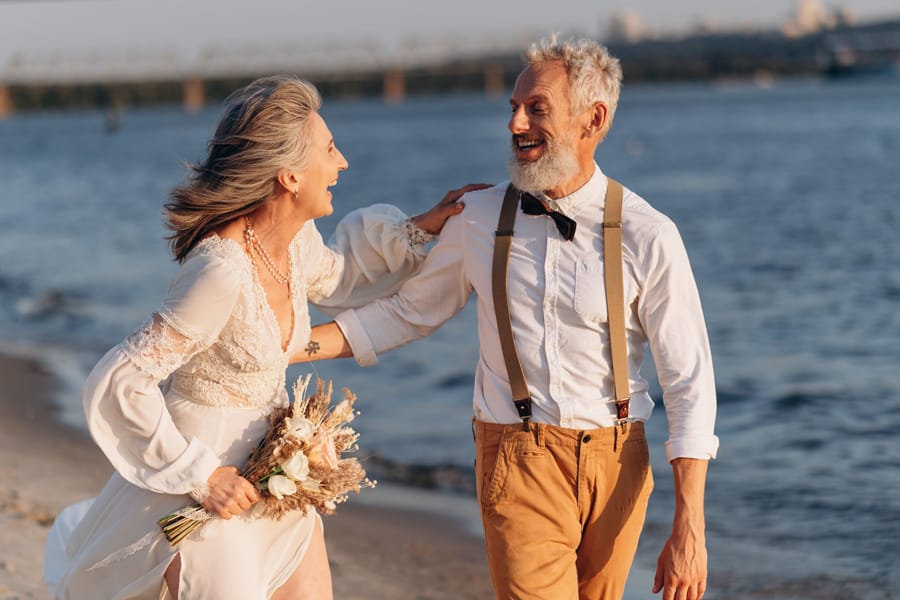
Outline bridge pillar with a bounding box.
[383,69,406,103]
[484,63,505,96]
[0,85,13,119]
[183,79,205,112]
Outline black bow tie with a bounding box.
[520,192,577,241]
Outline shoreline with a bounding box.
[0,352,493,599]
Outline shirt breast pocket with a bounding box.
[573,259,609,324]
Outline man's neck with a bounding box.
[543,164,595,200]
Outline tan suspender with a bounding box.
[491,180,630,430]
[492,185,534,428]
[602,180,630,421]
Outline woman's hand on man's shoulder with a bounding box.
[409,183,493,235]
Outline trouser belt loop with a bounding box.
[533,422,544,447]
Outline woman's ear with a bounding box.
[277,169,303,197]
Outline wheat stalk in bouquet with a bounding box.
[159,374,375,546]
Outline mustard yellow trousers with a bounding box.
[475,420,654,599]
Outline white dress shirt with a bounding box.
[337,166,719,461]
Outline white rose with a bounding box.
[267,475,297,500]
[280,451,310,481]
[289,416,316,443]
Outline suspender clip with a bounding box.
[615,397,630,420]
[513,397,533,431]
[608,397,630,429]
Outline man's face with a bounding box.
[507,61,584,197]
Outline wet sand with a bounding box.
[0,353,493,599]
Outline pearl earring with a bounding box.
[292,189,299,200]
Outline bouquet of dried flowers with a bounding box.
[158,374,374,546]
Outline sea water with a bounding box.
[1,77,898,598]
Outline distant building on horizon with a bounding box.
[604,8,646,44]
[783,0,856,37]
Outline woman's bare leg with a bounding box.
[164,553,181,598]
[163,518,329,599]
[270,517,333,600]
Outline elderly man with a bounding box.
[303,37,718,600]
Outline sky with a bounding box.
[1,0,899,72]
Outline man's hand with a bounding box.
[201,465,260,519]
[653,521,707,600]
[408,183,492,235]
[653,458,709,600]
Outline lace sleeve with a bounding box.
[81,248,241,495]
[120,251,241,381]
[120,314,199,381]
[83,348,223,495]
[304,204,432,314]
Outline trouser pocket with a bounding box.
[476,424,546,510]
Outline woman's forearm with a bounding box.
[291,322,353,363]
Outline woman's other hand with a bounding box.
[201,466,260,519]
[409,183,492,235]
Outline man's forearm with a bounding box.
[671,457,708,532]
[653,457,709,596]
[290,322,352,363]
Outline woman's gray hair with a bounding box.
[525,36,623,136]
[164,75,322,262]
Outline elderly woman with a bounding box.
[45,75,483,599]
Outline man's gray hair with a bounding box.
[525,36,623,134]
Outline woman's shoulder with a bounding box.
[173,235,251,294]
[187,233,247,264]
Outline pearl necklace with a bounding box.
[243,219,290,286]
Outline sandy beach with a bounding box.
[0,353,493,599]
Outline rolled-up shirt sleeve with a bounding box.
[335,210,472,366]
[83,252,239,495]
[637,221,719,462]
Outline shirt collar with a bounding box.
[538,163,605,217]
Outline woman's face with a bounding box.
[295,112,348,219]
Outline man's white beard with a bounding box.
[507,139,580,195]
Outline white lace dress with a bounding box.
[44,205,432,600]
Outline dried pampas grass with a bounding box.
[159,375,374,546]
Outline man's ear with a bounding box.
[584,102,609,138]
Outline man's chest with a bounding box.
[465,219,640,328]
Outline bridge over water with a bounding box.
[3,19,899,118]
[0,39,527,117]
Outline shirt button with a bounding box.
[583,435,592,443]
